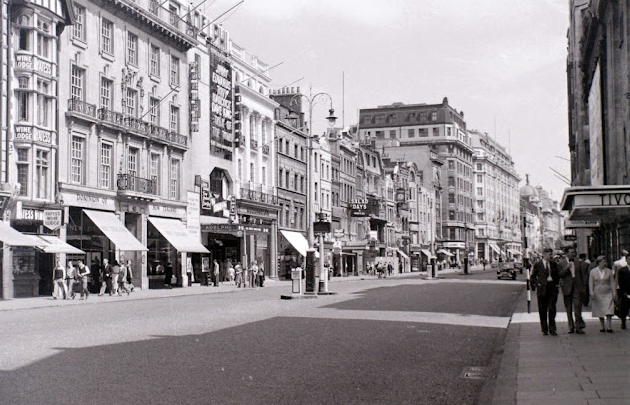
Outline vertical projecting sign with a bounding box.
[209,49,233,160]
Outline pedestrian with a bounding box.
[612,249,628,280]
[91,256,101,294]
[126,260,135,292]
[212,259,220,287]
[77,259,91,300]
[235,261,243,287]
[243,262,250,288]
[617,251,630,329]
[589,256,617,333]
[99,258,113,296]
[201,259,209,286]
[110,260,121,296]
[52,260,67,300]
[387,262,393,277]
[250,261,258,288]
[558,246,586,334]
[228,262,235,285]
[257,262,265,287]
[118,260,131,296]
[531,247,559,336]
[163,262,172,289]
[66,260,78,299]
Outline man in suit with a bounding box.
[558,246,587,334]
[531,247,560,335]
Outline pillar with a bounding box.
[140,212,148,290]
[1,242,13,299]
[270,220,278,279]
[180,252,188,287]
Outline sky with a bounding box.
[215,0,571,201]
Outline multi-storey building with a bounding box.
[358,97,470,263]
[58,0,201,291]
[1,0,75,299]
[470,129,522,262]
[269,87,308,279]
[563,0,630,258]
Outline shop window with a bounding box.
[17,148,29,196]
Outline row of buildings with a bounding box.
[564,0,630,259]
[0,0,562,299]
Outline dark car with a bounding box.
[494,262,517,280]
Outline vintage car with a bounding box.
[493,262,517,280]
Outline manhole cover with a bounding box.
[461,366,494,380]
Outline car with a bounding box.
[494,262,517,280]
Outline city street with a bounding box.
[0,269,524,405]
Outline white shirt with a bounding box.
[569,261,575,278]
[543,260,552,281]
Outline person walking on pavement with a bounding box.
[52,260,67,299]
[531,247,560,336]
[99,258,113,296]
[590,256,617,333]
[118,260,131,296]
[250,260,258,288]
[558,246,587,334]
[612,249,628,281]
[110,260,121,296]
[243,262,250,288]
[257,262,264,287]
[90,256,101,294]
[125,260,135,292]
[163,262,172,289]
[235,262,243,287]
[66,261,78,299]
[228,262,235,285]
[77,260,91,300]
[617,251,630,329]
[213,259,220,287]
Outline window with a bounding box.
[37,80,50,126]
[262,167,266,186]
[407,128,415,138]
[250,163,254,182]
[294,174,298,191]
[476,163,482,170]
[100,143,112,189]
[447,127,452,136]
[285,171,289,188]
[17,90,30,122]
[300,176,304,193]
[100,77,112,109]
[73,6,86,41]
[430,111,437,121]
[37,32,50,59]
[170,106,179,133]
[127,32,138,65]
[389,130,396,139]
[448,193,455,204]
[432,127,439,137]
[101,18,113,54]
[449,210,455,220]
[294,144,298,158]
[126,88,137,117]
[448,176,455,187]
[151,153,160,194]
[128,147,138,176]
[19,29,30,51]
[170,55,179,86]
[71,65,84,100]
[477,212,484,221]
[150,45,160,76]
[17,149,29,196]
[314,182,318,201]
[477,187,483,196]
[277,140,282,154]
[477,174,482,183]
[169,3,179,27]
[419,128,428,137]
[34,150,49,198]
[149,97,160,125]
[448,160,454,170]
[71,136,85,184]
[169,159,180,199]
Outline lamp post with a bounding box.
[289,90,336,293]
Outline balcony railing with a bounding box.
[240,187,278,205]
[68,99,97,118]
[250,139,258,150]
[168,132,188,146]
[117,174,157,195]
[98,108,125,125]
[262,144,270,155]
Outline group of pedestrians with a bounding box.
[52,257,135,300]
[98,258,135,296]
[52,259,91,300]
[531,246,630,336]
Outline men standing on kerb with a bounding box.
[531,248,560,336]
[558,246,587,334]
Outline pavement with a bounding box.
[491,288,630,405]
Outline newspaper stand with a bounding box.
[291,269,303,295]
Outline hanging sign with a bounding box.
[43,209,62,230]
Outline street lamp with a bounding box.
[289,90,336,294]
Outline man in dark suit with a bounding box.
[531,247,560,335]
[558,246,587,334]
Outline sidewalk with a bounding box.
[492,290,630,405]
[0,267,462,312]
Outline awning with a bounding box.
[437,249,454,257]
[0,222,43,246]
[397,249,410,260]
[420,249,436,259]
[489,243,501,255]
[507,249,522,256]
[280,230,308,257]
[35,235,85,254]
[148,217,209,253]
[561,185,630,222]
[83,210,147,251]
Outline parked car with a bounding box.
[494,262,517,280]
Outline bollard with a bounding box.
[526,268,531,314]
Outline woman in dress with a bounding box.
[589,256,617,333]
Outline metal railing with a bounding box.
[262,144,270,155]
[250,139,258,149]
[117,174,157,195]
[98,108,125,125]
[240,187,278,205]
[68,99,97,117]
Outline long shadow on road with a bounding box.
[1,316,500,405]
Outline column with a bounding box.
[140,213,148,290]
[1,240,13,299]
[180,252,188,287]
[257,117,264,187]
[270,220,278,279]
[243,110,251,186]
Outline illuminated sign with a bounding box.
[209,50,233,157]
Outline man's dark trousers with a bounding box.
[538,282,558,334]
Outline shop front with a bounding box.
[278,230,308,280]
[236,201,278,279]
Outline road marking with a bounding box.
[511,311,595,324]
[285,308,511,329]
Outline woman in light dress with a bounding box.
[589,256,617,333]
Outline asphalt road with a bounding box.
[0,271,524,405]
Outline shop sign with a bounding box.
[209,49,233,152]
[201,223,269,235]
[14,125,54,144]
[443,242,465,249]
[61,191,115,210]
[237,206,276,219]
[18,207,44,221]
[395,188,407,203]
[200,180,212,210]
[149,204,186,218]
[43,209,62,230]
[333,229,345,238]
[186,191,200,238]
[350,198,368,217]
[564,219,600,229]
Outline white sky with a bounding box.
[219,0,571,200]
